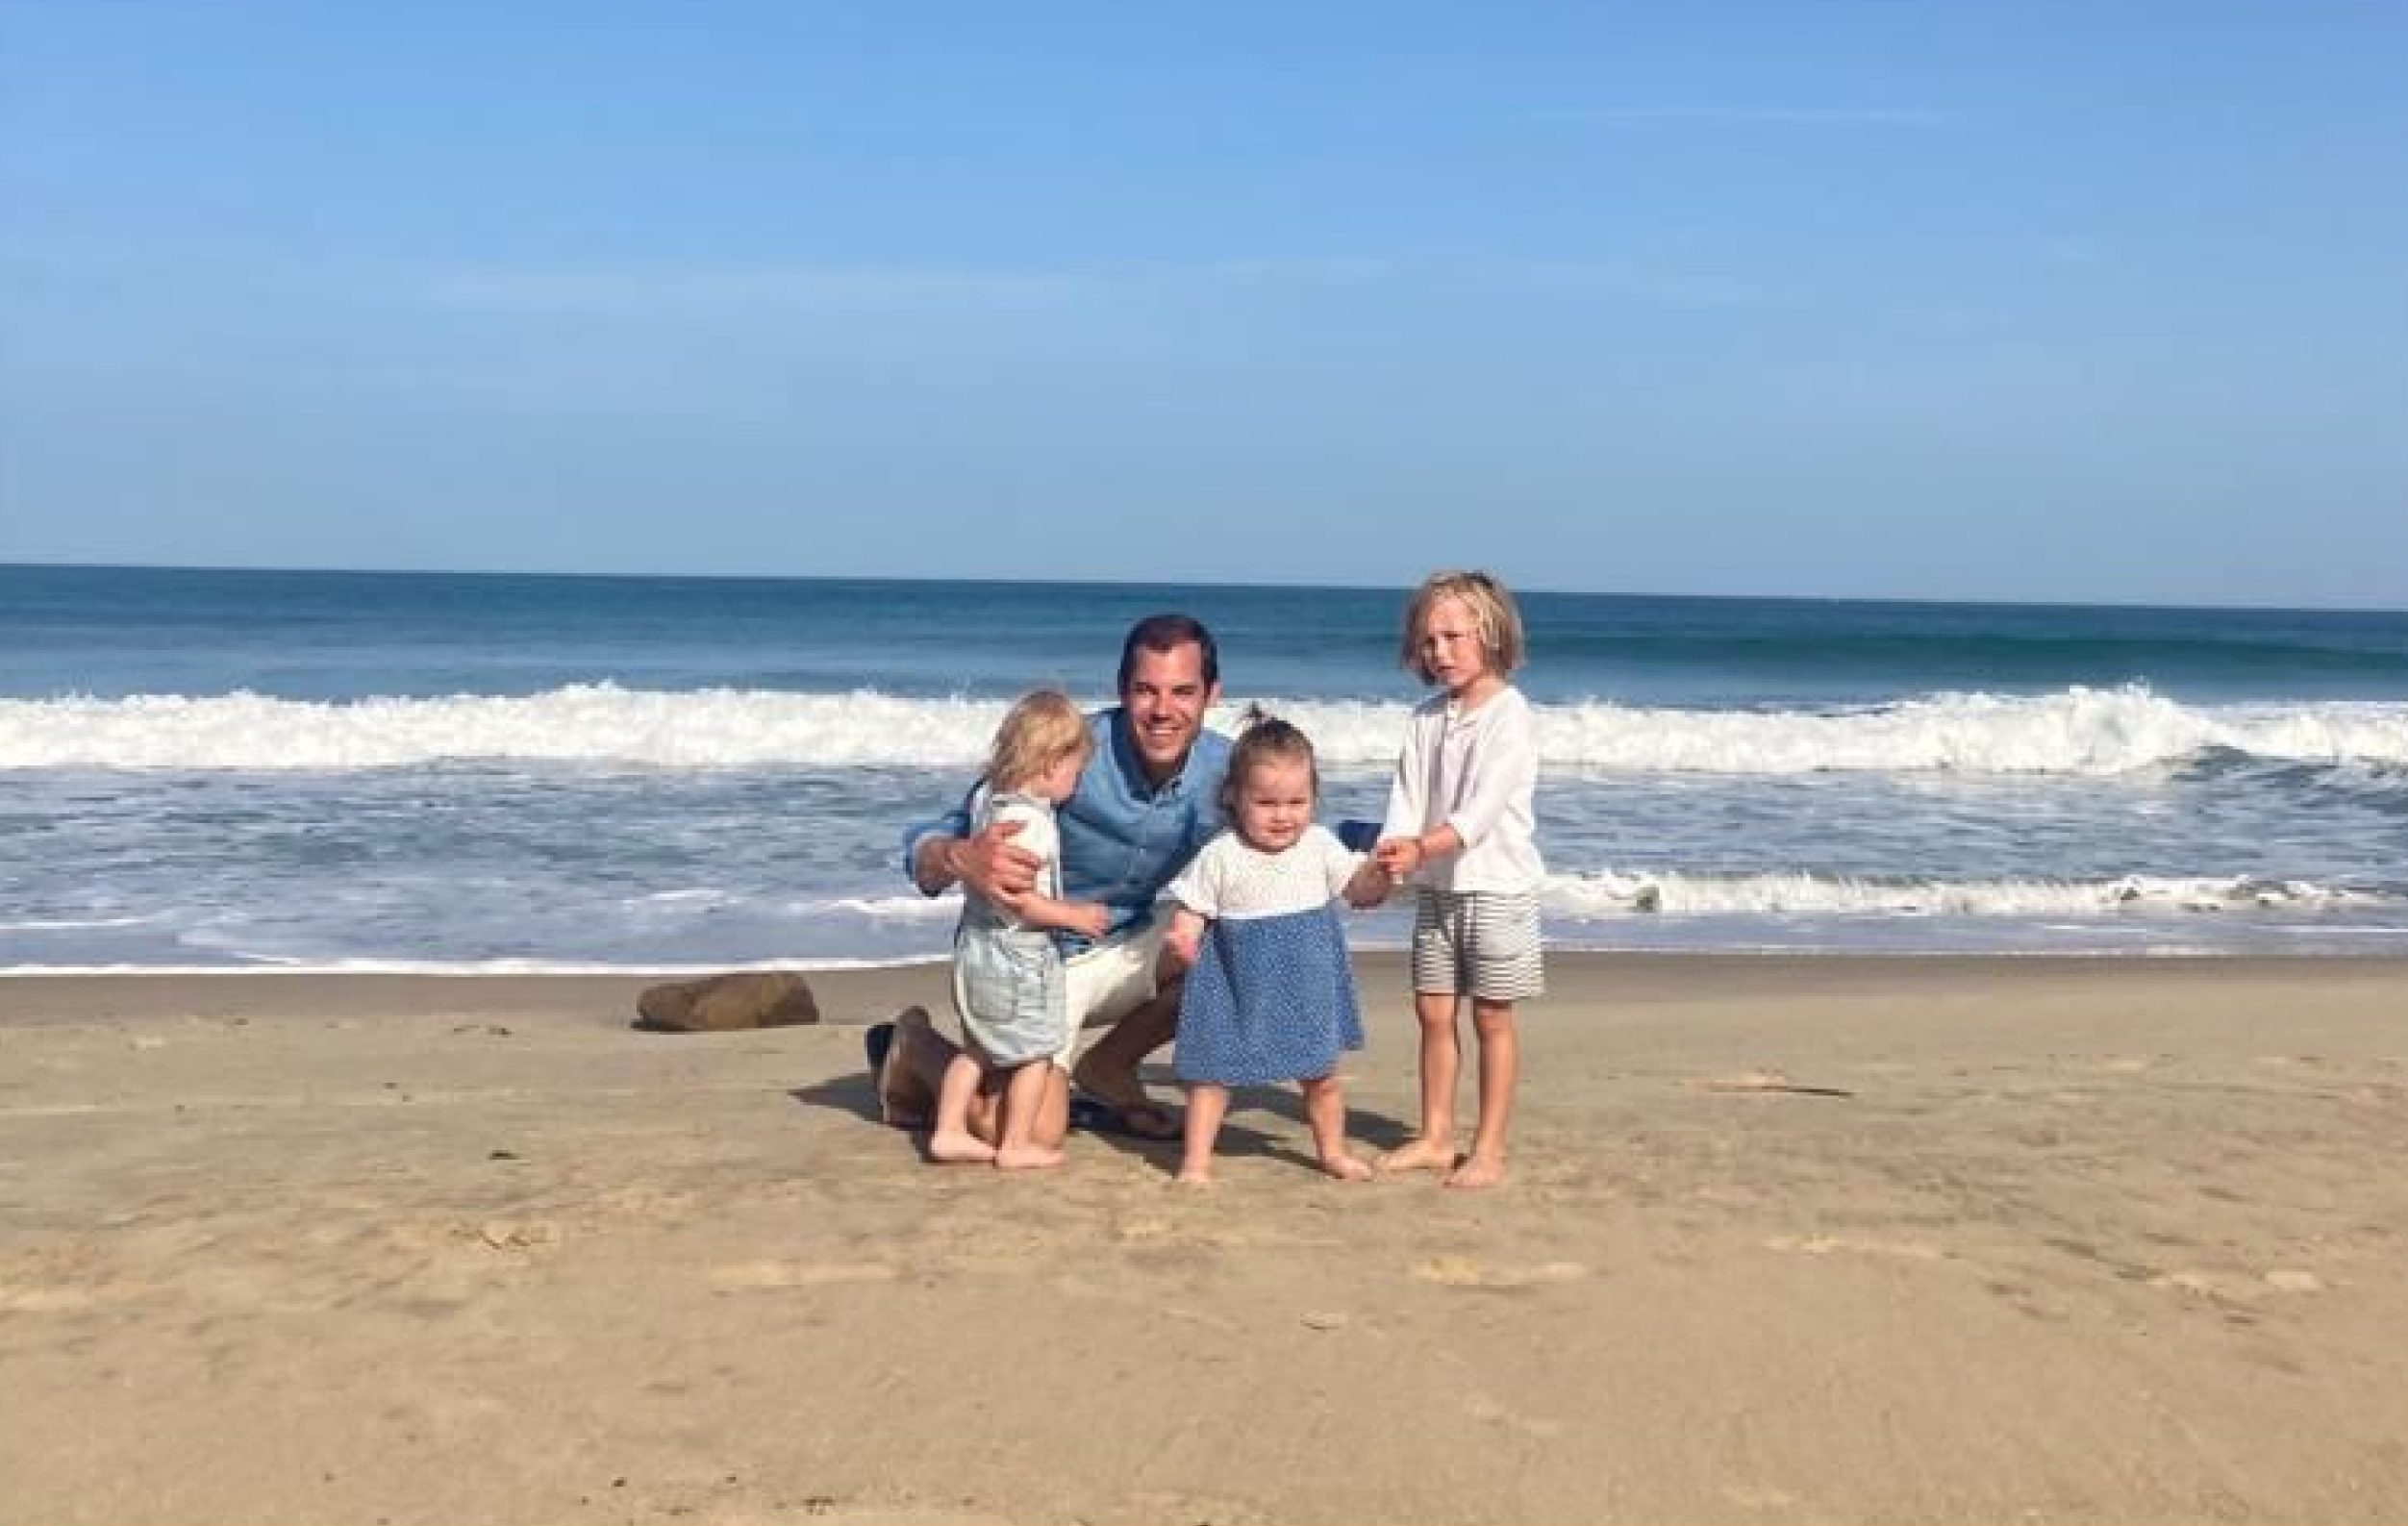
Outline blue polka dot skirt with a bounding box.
[1174,902,1365,1086]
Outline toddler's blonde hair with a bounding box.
[1400,569,1527,685]
[986,689,1091,793]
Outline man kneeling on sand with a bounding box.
[867,613,1233,1149]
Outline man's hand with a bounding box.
[921,817,1041,905]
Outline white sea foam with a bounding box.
[1539,869,2389,918]
[0,914,161,932]
[5,684,2407,775]
[0,956,946,978]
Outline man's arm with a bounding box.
[901,796,1042,902]
[900,800,975,896]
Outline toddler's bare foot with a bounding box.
[927,1128,996,1164]
[1319,1152,1374,1182]
[1377,1137,1457,1176]
[1443,1152,1509,1189]
[993,1141,1064,1171]
[1173,1163,1214,1186]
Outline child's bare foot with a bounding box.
[1377,1137,1457,1176]
[927,1128,996,1164]
[1173,1163,1214,1186]
[993,1141,1064,1171]
[1319,1152,1374,1182]
[1443,1152,1508,1189]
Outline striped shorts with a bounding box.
[1410,888,1544,1002]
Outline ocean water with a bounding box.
[4,563,2406,972]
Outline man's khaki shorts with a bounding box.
[942,920,1168,1072]
[1051,920,1169,1069]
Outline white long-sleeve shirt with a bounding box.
[1379,686,1545,894]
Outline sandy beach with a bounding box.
[5,954,2406,1525]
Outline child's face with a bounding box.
[1234,755,1314,854]
[1037,747,1087,806]
[1418,594,1493,695]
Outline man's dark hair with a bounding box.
[1116,613,1219,691]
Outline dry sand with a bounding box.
[4,955,2405,1525]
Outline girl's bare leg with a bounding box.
[1446,999,1518,1189]
[1177,1083,1229,1184]
[1379,991,1462,1174]
[928,1052,997,1163]
[1301,1076,1371,1181]
[993,1060,1065,1171]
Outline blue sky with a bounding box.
[2,2,2403,607]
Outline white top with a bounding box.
[958,785,1062,935]
[1166,825,1365,920]
[1378,685,1544,894]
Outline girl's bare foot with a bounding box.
[1443,1152,1508,1189]
[1377,1137,1457,1175]
[1319,1152,1374,1182]
[993,1141,1064,1171]
[927,1129,996,1164]
[1173,1164,1214,1185]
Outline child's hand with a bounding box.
[1163,914,1203,969]
[1063,901,1112,939]
[1374,837,1424,880]
[1344,867,1392,909]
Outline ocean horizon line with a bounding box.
[6,559,2402,620]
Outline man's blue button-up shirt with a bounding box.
[901,708,1233,949]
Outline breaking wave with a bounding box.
[5,684,2407,776]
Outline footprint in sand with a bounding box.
[708,1261,897,1291]
[2150,1270,2256,1302]
[0,1283,104,1312]
[1116,1491,1267,1525]
[1412,1256,1587,1290]
[1692,1070,1854,1098]
[470,1219,563,1254]
[1465,1391,1565,1438]
[1765,1234,1948,1263]
[2149,1267,2327,1301]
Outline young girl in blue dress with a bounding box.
[1163,713,1392,1185]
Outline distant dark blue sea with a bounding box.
[5,563,2406,969]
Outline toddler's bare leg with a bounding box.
[1301,1075,1371,1181]
[1445,999,1519,1189]
[1176,1083,1229,1184]
[928,1052,997,1163]
[1379,990,1462,1174]
[993,1061,1065,1171]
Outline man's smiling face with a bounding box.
[1120,639,1217,785]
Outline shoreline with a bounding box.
[4,953,2408,1035]
[8,948,2408,1023]
[10,943,2408,985]
[7,953,2405,1522]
